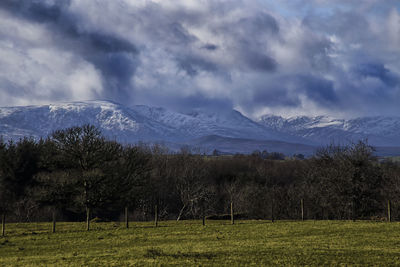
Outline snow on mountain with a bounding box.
[2,100,400,155]
[0,100,179,142]
[131,105,286,141]
[0,100,289,144]
[258,114,400,146]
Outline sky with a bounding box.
[0,0,399,119]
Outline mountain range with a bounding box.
[258,115,400,147]
[0,100,399,157]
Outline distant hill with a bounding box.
[185,135,317,156]
[258,114,400,147]
[1,100,400,157]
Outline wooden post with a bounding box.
[388,200,392,222]
[202,204,205,226]
[271,188,275,223]
[271,199,274,223]
[154,205,158,227]
[1,213,5,237]
[86,207,90,231]
[52,210,56,233]
[125,206,129,229]
[230,201,234,225]
[301,199,304,221]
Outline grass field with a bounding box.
[1,220,400,266]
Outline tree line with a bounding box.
[1,125,400,234]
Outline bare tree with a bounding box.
[51,125,121,230]
[175,154,211,221]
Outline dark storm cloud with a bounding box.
[354,63,400,88]
[0,0,69,23]
[202,44,218,51]
[243,51,277,72]
[0,0,136,53]
[296,75,338,105]
[135,89,233,114]
[253,86,301,108]
[249,74,337,112]
[168,22,197,45]
[214,11,280,72]
[176,94,233,112]
[177,55,219,77]
[238,12,280,35]
[0,0,399,118]
[0,0,138,104]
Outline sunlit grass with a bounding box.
[1,220,400,266]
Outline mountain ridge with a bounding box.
[258,114,400,147]
[1,100,400,156]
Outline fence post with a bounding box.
[1,213,5,237]
[388,200,392,222]
[86,207,90,231]
[52,210,56,233]
[230,201,234,225]
[154,205,158,227]
[202,204,206,226]
[125,206,129,229]
[301,198,304,221]
[271,198,274,223]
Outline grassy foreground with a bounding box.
[1,220,400,266]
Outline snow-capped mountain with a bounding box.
[131,105,293,141]
[258,114,400,147]
[0,100,288,144]
[1,100,400,156]
[0,101,179,143]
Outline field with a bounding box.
[1,220,400,266]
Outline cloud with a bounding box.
[0,0,138,104]
[0,0,399,118]
[354,63,399,87]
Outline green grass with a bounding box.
[1,220,400,266]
